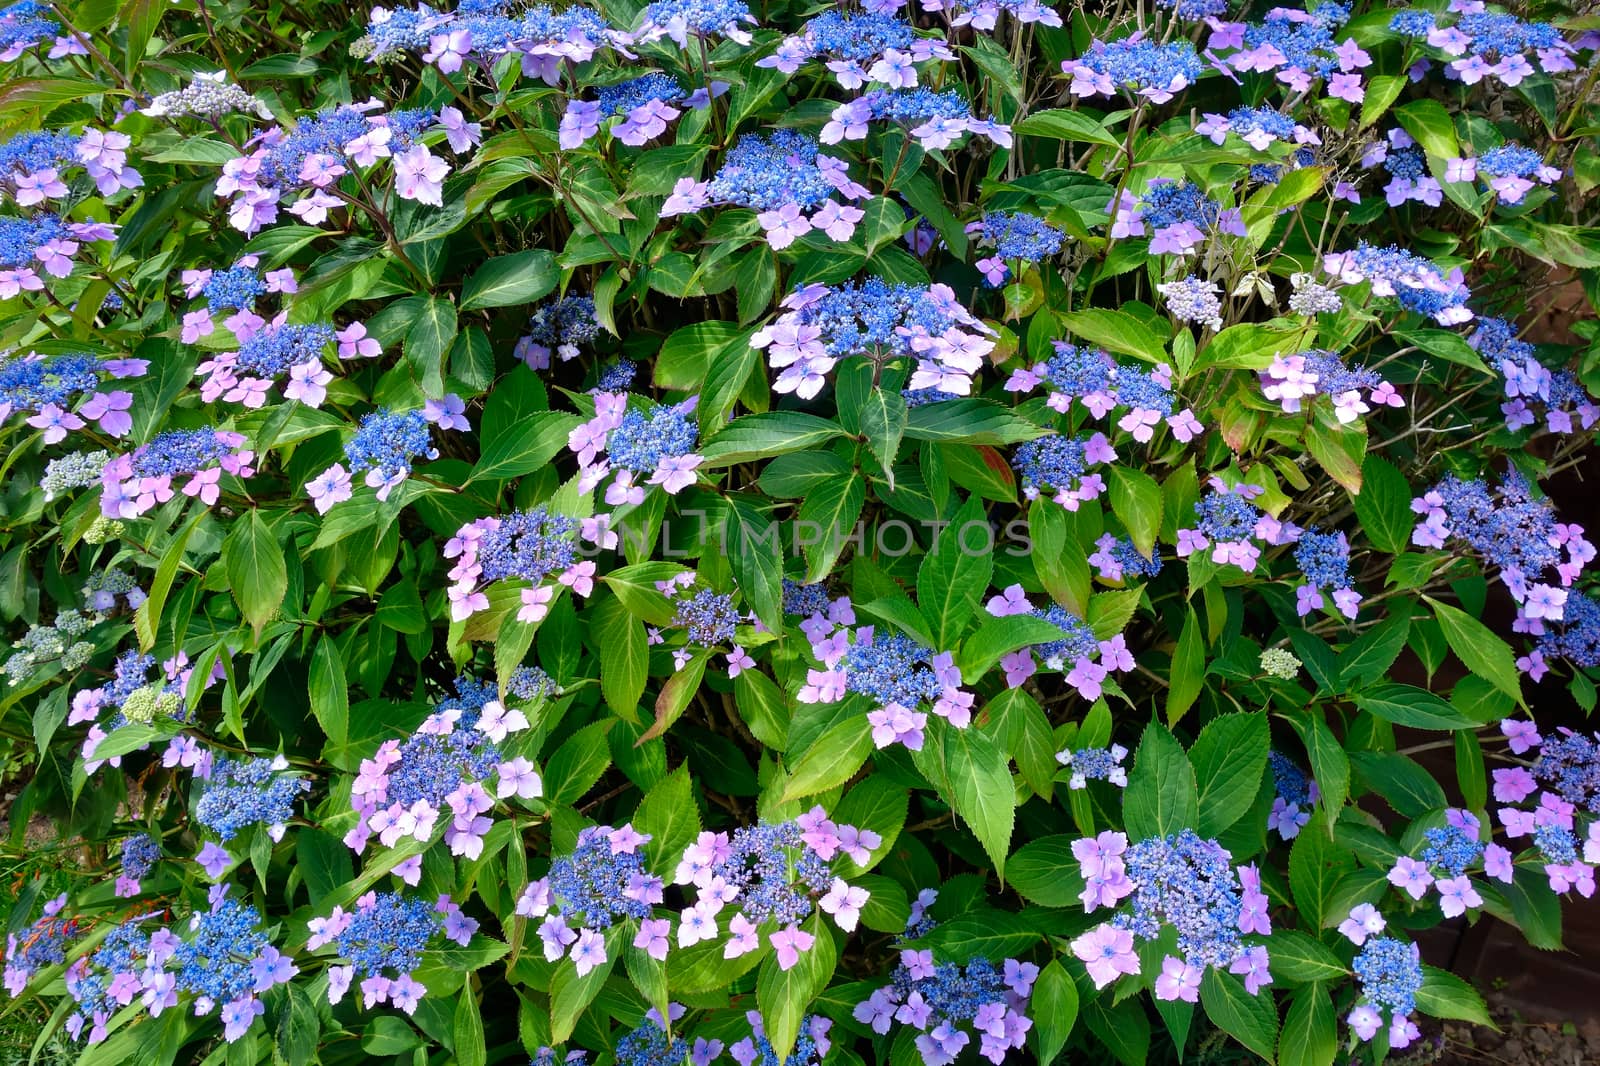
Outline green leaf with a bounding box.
[1267,931,1348,984]
[857,593,937,649]
[1352,455,1414,553]
[918,497,994,648]
[594,595,648,716]
[1060,308,1167,364]
[961,36,1025,106]
[1030,497,1089,614]
[731,251,774,324]
[667,935,766,995]
[1455,729,1487,810]
[545,720,614,805]
[602,562,680,625]
[1287,712,1350,830]
[1279,984,1337,1066]
[405,297,456,395]
[1082,998,1151,1066]
[223,511,288,637]
[1255,166,1324,211]
[1427,597,1525,708]
[1030,961,1080,1063]
[1335,822,1402,870]
[460,250,559,310]
[857,195,911,254]
[274,982,322,1066]
[642,651,706,741]
[1088,588,1143,641]
[655,321,743,390]
[243,225,327,268]
[758,452,853,498]
[1190,713,1269,837]
[860,387,908,484]
[1492,867,1564,949]
[309,636,349,751]
[1305,413,1366,495]
[919,910,1043,961]
[993,688,1057,798]
[625,941,670,1024]
[1108,466,1163,559]
[1288,823,1353,930]
[470,411,581,481]
[1350,751,1447,818]
[699,326,762,429]
[88,721,180,762]
[75,1007,185,1066]
[939,444,1016,502]
[798,472,866,583]
[957,614,1078,684]
[918,722,1015,878]
[1351,684,1479,730]
[1526,223,1600,269]
[295,828,352,907]
[29,689,66,758]
[361,1016,420,1056]
[903,398,1045,445]
[832,777,908,874]
[1394,329,1493,375]
[1152,990,1194,1063]
[1359,73,1407,129]
[1166,606,1206,727]
[735,668,789,750]
[453,988,487,1066]
[376,580,426,634]
[239,53,320,77]
[756,914,837,1063]
[133,509,206,651]
[1014,108,1122,147]
[145,137,238,165]
[550,926,623,1042]
[1394,99,1460,159]
[495,610,539,694]
[899,173,968,258]
[701,411,847,466]
[725,496,783,633]
[1123,722,1198,840]
[1387,552,1450,592]
[1199,321,1313,371]
[1415,966,1492,1025]
[1007,836,1085,908]
[633,766,701,875]
[783,716,875,801]
[0,546,23,620]
[1200,969,1279,1064]
[423,935,510,977]
[1339,609,1412,688]
[0,78,106,123]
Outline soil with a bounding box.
[1433,991,1600,1065]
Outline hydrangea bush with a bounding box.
[2,0,1600,1061]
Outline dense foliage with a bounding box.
[2,0,1600,1062]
